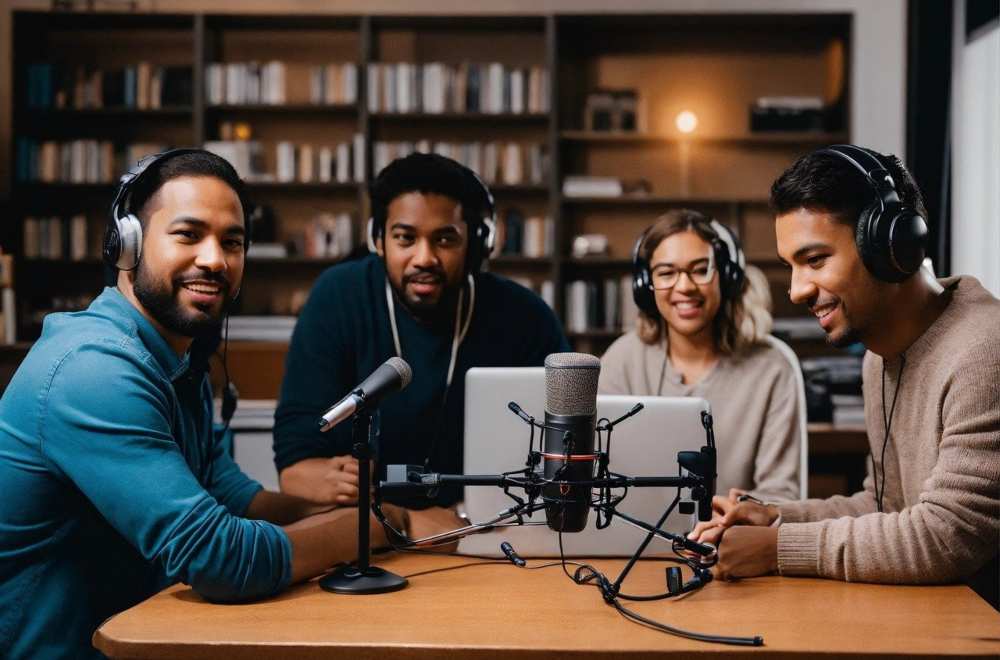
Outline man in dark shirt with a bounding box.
[274,153,569,535]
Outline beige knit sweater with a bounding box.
[599,332,802,502]
[778,276,1000,607]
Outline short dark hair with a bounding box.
[127,150,250,228]
[369,152,490,237]
[769,147,928,227]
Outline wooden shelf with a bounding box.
[371,112,548,122]
[560,131,849,145]
[565,257,632,268]
[247,256,349,266]
[490,256,552,267]
[561,195,767,206]
[20,258,102,266]
[489,184,549,193]
[206,104,357,115]
[246,182,361,192]
[10,9,852,350]
[23,107,193,118]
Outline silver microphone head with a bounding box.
[386,356,413,390]
[544,352,600,416]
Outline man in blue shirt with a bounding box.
[0,150,402,659]
[275,153,569,534]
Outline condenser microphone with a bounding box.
[542,352,600,533]
[318,357,413,431]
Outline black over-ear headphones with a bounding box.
[631,216,745,317]
[105,147,253,272]
[367,158,498,274]
[816,144,928,283]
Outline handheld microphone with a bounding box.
[318,357,413,431]
[541,352,601,533]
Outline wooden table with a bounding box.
[95,553,1000,659]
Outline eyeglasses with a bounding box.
[650,256,716,290]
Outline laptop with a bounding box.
[459,367,711,557]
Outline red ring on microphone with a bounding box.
[540,452,599,461]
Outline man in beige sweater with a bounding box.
[691,145,999,610]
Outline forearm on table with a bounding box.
[278,457,338,504]
[245,489,333,526]
[283,506,396,584]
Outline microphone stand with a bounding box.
[320,410,408,594]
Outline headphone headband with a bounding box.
[368,155,498,273]
[105,148,251,273]
[816,144,927,283]
[631,213,746,317]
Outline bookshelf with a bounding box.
[10,10,851,351]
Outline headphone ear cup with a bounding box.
[886,209,928,279]
[105,213,142,271]
[102,223,122,269]
[855,202,896,281]
[630,231,657,316]
[366,217,379,254]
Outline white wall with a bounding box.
[950,4,1000,294]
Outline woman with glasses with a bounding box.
[600,209,802,502]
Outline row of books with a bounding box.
[275,137,365,184]
[373,141,547,186]
[366,63,550,115]
[564,276,640,334]
[308,64,359,105]
[23,215,90,261]
[500,210,554,258]
[15,139,165,184]
[205,61,290,106]
[24,62,193,109]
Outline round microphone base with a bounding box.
[319,565,408,595]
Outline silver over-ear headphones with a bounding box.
[104,148,204,271]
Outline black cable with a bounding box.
[612,599,763,646]
[875,354,906,513]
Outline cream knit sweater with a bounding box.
[777,276,1000,607]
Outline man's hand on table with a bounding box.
[687,488,781,580]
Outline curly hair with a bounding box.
[635,209,773,355]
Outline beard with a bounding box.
[827,325,862,348]
[132,261,232,340]
[396,266,462,323]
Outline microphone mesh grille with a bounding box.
[387,356,413,389]
[545,352,600,415]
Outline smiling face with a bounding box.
[775,207,884,347]
[649,229,722,343]
[377,192,468,319]
[122,175,245,353]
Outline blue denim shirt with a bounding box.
[0,288,292,659]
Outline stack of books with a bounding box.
[749,96,827,132]
[562,176,623,198]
